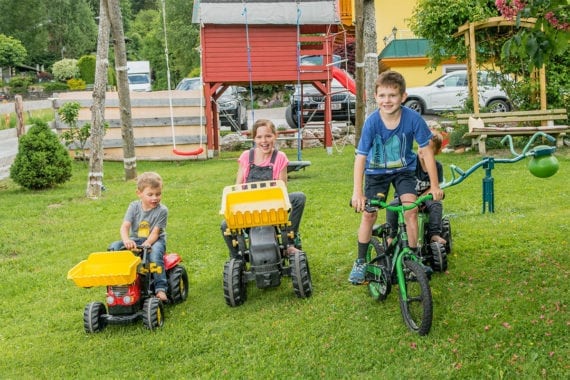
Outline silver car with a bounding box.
[404,70,510,115]
[176,77,248,131]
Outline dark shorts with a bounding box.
[364,171,416,200]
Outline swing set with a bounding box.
[161,0,204,157]
[191,0,353,163]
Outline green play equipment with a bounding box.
[441,132,559,213]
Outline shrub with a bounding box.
[52,59,80,82]
[449,123,470,148]
[7,76,33,95]
[107,66,116,88]
[10,120,72,190]
[77,55,96,85]
[58,101,92,159]
[42,82,69,92]
[66,78,86,91]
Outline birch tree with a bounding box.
[87,0,111,199]
[106,0,137,181]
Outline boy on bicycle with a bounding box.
[349,71,443,285]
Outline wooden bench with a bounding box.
[457,109,569,154]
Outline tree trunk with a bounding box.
[363,0,378,116]
[106,0,136,180]
[86,0,110,199]
[354,0,364,144]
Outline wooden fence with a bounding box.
[53,90,208,160]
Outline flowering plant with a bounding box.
[495,0,569,68]
[52,59,80,82]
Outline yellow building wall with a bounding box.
[373,0,463,87]
[375,0,417,43]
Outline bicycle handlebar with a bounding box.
[350,193,439,213]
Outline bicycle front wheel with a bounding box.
[398,260,433,335]
[366,237,391,301]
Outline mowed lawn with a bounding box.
[0,144,568,379]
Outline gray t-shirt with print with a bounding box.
[124,200,168,240]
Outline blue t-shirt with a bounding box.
[356,106,432,175]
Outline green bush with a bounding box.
[77,55,96,85]
[51,58,80,82]
[7,75,33,95]
[10,120,72,190]
[107,66,116,87]
[58,101,92,159]
[66,78,86,90]
[449,123,470,148]
[42,81,69,92]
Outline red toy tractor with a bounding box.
[68,246,188,332]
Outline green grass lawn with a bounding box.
[0,145,568,379]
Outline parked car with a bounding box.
[299,54,342,67]
[285,79,356,128]
[404,70,511,115]
[175,77,248,131]
[175,77,201,91]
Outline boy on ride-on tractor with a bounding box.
[108,172,169,302]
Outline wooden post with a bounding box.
[539,65,546,112]
[14,95,24,137]
[468,23,480,114]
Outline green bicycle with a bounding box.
[363,193,438,336]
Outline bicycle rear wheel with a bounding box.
[399,259,433,335]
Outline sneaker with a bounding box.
[348,259,367,285]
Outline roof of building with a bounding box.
[378,39,429,59]
[192,0,340,25]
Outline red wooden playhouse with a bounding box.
[192,0,353,154]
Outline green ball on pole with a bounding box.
[528,146,559,178]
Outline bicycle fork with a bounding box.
[395,217,414,301]
[393,252,409,301]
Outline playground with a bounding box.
[1,144,569,377]
[1,0,569,376]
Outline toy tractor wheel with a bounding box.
[430,242,448,272]
[441,216,452,254]
[168,266,189,304]
[83,301,107,333]
[142,297,164,330]
[290,251,313,298]
[223,258,247,307]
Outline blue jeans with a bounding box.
[108,238,167,293]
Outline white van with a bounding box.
[127,61,151,92]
